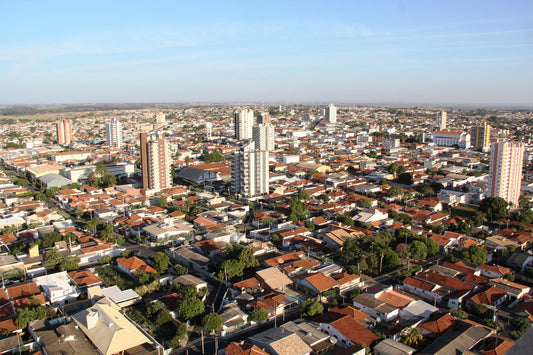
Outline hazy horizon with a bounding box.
[1,1,532,106]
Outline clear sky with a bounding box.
[1,0,532,106]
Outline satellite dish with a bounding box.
[330,337,338,344]
[376,317,382,323]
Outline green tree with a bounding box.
[387,163,398,175]
[424,238,440,257]
[157,197,168,208]
[44,248,62,270]
[34,192,47,202]
[202,313,223,332]
[518,209,533,224]
[358,198,372,209]
[151,252,170,273]
[251,308,269,323]
[484,318,504,331]
[387,186,403,198]
[304,221,316,230]
[59,257,80,272]
[462,245,487,264]
[342,238,363,263]
[301,299,324,317]
[337,216,355,227]
[367,151,378,159]
[178,297,205,321]
[383,250,401,271]
[510,317,531,340]
[479,197,509,221]
[219,259,244,280]
[174,264,189,276]
[401,327,423,347]
[298,190,310,201]
[203,151,225,163]
[397,172,413,186]
[450,308,468,319]
[288,196,308,222]
[409,241,427,260]
[170,323,188,349]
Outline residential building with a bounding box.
[488,140,525,208]
[436,110,447,130]
[433,130,471,148]
[71,297,160,355]
[257,112,270,124]
[326,104,337,124]
[56,119,72,145]
[253,123,275,151]
[105,118,122,148]
[471,121,491,151]
[231,141,269,197]
[248,327,313,355]
[140,131,171,190]
[234,108,254,140]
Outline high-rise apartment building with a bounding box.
[326,104,337,124]
[253,124,275,151]
[156,113,166,124]
[231,142,269,198]
[140,131,171,190]
[257,112,270,124]
[488,140,524,208]
[105,118,123,148]
[56,119,72,145]
[471,121,491,151]
[234,109,254,140]
[436,111,447,130]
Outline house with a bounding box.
[68,270,102,289]
[352,294,399,323]
[506,251,533,273]
[314,306,379,348]
[29,319,100,354]
[468,286,508,309]
[220,303,249,335]
[116,256,156,278]
[488,279,530,302]
[142,221,190,241]
[71,297,160,355]
[419,321,493,355]
[323,228,362,250]
[280,320,333,354]
[248,327,313,355]
[419,312,455,339]
[166,245,212,277]
[374,339,416,355]
[399,300,439,324]
[255,267,293,291]
[223,341,269,355]
[34,271,80,306]
[171,274,208,293]
[297,272,339,296]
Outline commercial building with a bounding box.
[140,131,171,190]
[234,108,254,140]
[253,123,275,151]
[471,121,491,151]
[488,140,524,208]
[231,141,269,198]
[105,118,122,148]
[436,111,447,130]
[56,119,72,145]
[433,131,471,148]
[326,104,337,124]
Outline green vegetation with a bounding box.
[151,252,170,273]
[301,299,324,317]
[450,308,468,319]
[510,317,531,340]
[251,308,269,323]
[479,197,509,220]
[202,313,223,332]
[178,297,205,321]
[462,245,488,265]
[95,265,135,290]
[288,196,309,222]
[203,151,225,163]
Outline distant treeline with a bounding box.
[0,103,188,117]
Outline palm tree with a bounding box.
[401,327,423,347]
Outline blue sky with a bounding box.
[1,0,532,106]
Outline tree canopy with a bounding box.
[479,197,509,221]
[178,297,205,321]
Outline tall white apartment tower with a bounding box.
[488,140,524,208]
[234,109,254,140]
[231,142,269,198]
[105,118,123,148]
[326,104,337,124]
[253,124,275,151]
[436,111,447,130]
[56,119,72,145]
[140,131,172,190]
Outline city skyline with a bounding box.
[1,1,532,106]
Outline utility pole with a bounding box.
[201,329,205,355]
